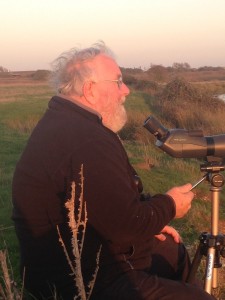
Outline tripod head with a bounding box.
[199,160,225,188]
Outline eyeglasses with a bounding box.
[93,76,123,89]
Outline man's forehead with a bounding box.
[93,54,121,77]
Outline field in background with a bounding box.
[1,69,225,299]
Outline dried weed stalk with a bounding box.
[57,164,101,300]
[0,250,22,300]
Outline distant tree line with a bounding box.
[0,66,9,72]
[121,63,224,74]
[121,63,225,85]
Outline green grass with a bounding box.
[0,87,51,286]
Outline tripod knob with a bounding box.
[210,173,224,187]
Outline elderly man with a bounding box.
[12,42,214,299]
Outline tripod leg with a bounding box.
[204,247,215,294]
[212,268,218,289]
[186,243,204,284]
[212,248,221,289]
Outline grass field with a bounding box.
[0,81,52,290]
[0,76,225,299]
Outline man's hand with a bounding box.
[166,183,194,218]
[155,225,181,243]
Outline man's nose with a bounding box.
[122,83,130,96]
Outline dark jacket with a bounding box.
[12,96,175,295]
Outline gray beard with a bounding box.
[103,105,127,133]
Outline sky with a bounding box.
[1,0,225,71]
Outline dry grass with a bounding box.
[57,166,101,300]
[0,250,23,300]
[156,78,225,134]
[0,85,53,103]
[5,118,40,134]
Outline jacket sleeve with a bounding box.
[71,136,176,244]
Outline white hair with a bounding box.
[50,41,115,96]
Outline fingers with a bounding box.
[157,226,182,243]
[166,183,195,218]
[171,230,181,243]
[155,233,166,241]
[177,183,193,193]
[164,226,181,243]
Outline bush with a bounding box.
[32,70,50,81]
[156,77,225,133]
[122,73,137,87]
[134,80,159,92]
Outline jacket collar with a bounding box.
[57,94,102,120]
[49,95,102,124]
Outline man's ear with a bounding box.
[82,81,96,105]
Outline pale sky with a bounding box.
[1,0,225,71]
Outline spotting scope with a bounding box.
[143,116,225,159]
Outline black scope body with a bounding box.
[143,116,225,159]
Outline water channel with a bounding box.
[217,94,225,101]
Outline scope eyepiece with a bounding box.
[143,116,168,140]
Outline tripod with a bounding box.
[187,160,225,294]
